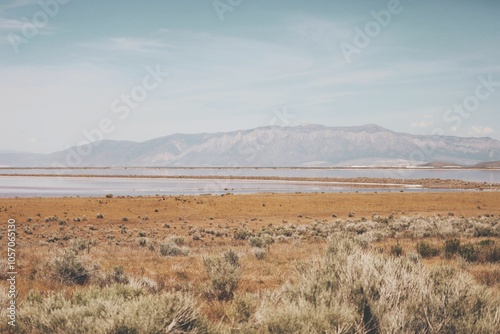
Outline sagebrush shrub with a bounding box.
[251,237,499,334]
[224,293,259,324]
[223,249,240,268]
[53,251,90,285]
[137,237,147,247]
[445,238,461,258]
[70,238,95,254]
[159,242,189,257]
[416,241,440,258]
[15,285,202,334]
[476,240,499,263]
[459,243,478,262]
[248,236,266,248]
[203,253,240,301]
[390,243,403,257]
[111,266,128,284]
[170,236,185,246]
[483,244,500,263]
[252,248,266,260]
[234,229,252,240]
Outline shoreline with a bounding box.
[1,166,500,170]
[1,173,499,190]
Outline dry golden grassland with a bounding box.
[0,192,499,333]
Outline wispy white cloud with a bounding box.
[0,17,25,30]
[411,120,434,128]
[0,18,55,36]
[469,126,494,136]
[0,0,58,41]
[411,115,434,128]
[287,16,353,47]
[80,37,177,53]
[0,0,40,12]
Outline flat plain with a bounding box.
[1,192,499,333]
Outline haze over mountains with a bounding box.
[1,124,499,168]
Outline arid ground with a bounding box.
[1,192,499,333]
[3,191,500,226]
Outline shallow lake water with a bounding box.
[0,168,498,197]
[1,167,499,182]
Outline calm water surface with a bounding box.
[0,168,498,197]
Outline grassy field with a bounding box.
[0,192,499,333]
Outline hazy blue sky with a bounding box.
[1,0,499,153]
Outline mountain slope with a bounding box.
[473,161,500,168]
[1,124,499,167]
[0,151,46,167]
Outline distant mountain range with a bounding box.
[1,124,500,167]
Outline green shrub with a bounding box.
[70,238,94,254]
[459,243,478,262]
[445,239,499,263]
[159,242,189,257]
[137,237,147,247]
[234,229,252,240]
[170,236,185,246]
[252,248,266,260]
[47,235,59,243]
[483,245,500,263]
[223,249,240,268]
[390,243,403,257]
[476,240,499,263]
[445,238,461,258]
[474,225,494,237]
[478,239,495,247]
[224,293,258,325]
[53,251,90,285]
[248,236,266,248]
[111,266,128,284]
[416,241,440,258]
[203,253,240,301]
